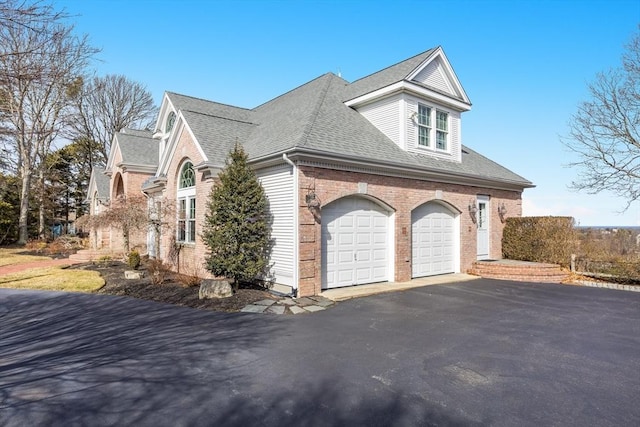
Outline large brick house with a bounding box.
[86,47,533,297]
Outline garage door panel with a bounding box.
[372,248,386,261]
[337,270,354,283]
[338,233,354,246]
[322,197,390,289]
[356,250,371,262]
[338,250,353,263]
[373,265,387,278]
[373,233,386,244]
[356,232,371,245]
[355,268,371,282]
[412,203,456,278]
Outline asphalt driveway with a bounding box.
[1,280,638,426]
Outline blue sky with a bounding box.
[58,0,639,226]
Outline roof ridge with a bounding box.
[254,72,338,110]
[298,74,334,148]
[116,131,156,141]
[182,109,258,126]
[166,91,253,112]
[348,47,437,85]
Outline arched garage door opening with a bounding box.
[411,201,459,278]
[321,196,393,290]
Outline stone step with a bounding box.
[469,260,570,283]
[69,249,119,263]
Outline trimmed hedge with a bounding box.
[502,216,576,267]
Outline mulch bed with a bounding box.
[73,261,276,312]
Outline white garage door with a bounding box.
[322,197,389,289]
[412,202,455,277]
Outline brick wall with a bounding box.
[297,165,523,297]
[101,165,153,255]
[158,130,215,279]
[110,124,524,295]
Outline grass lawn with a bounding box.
[0,247,104,292]
[0,266,104,292]
[0,247,52,267]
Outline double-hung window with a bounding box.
[417,104,449,151]
[177,161,196,243]
[417,104,431,147]
[436,111,448,150]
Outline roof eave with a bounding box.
[141,176,167,192]
[278,148,533,192]
[116,162,158,174]
[345,81,471,112]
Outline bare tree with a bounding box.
[67,74,157,166]
[0,0,97,244]
[0,0,66,59]
[564,29,640,208]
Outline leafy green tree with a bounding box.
[202,144,271,286]
[0,173,20,244]
[0,0,98,244]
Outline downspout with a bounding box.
[140,190,155,259]
[282,153,299,296]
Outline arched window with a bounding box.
[180,161,195,188]
[166,111,176,133]
[177,161,196,243]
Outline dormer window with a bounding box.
[417,103,449,152]
[436,111,448,150]
[418,104,431,147]
[166,112,176,133]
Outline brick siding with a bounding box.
[297,165,523,297]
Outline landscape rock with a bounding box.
[124,270,144,279]
[199,279,234,299]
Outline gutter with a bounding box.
[251,148,534,191]
[282,153,299,296]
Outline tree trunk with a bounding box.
[38,168,46,239]
[17,168,32,245]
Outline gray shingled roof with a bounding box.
[167,92,252,123]
[115,131,159,167]
[343,48,436,101]
[121,128,153,138]
[164,51,532,188]
[87,168,110,202]
[182,110,256,164]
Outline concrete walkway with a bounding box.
[0,258,81,276]
[321,273,479,301]
[242,273,479,314]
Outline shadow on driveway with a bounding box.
[0,290,474,426]
[1,281,639,426]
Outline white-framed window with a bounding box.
[417,104,431,147]
[177,161,196,243]
[166,111,176,133]
[436,110,448,150]
[416,103,449,151]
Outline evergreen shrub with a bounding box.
[502,216,576,267]
[202,144,271,287]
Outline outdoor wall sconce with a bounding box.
[306,188,321,223]
[305,191,320,209]
[468,200,478,224]
[498,203,507,223]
